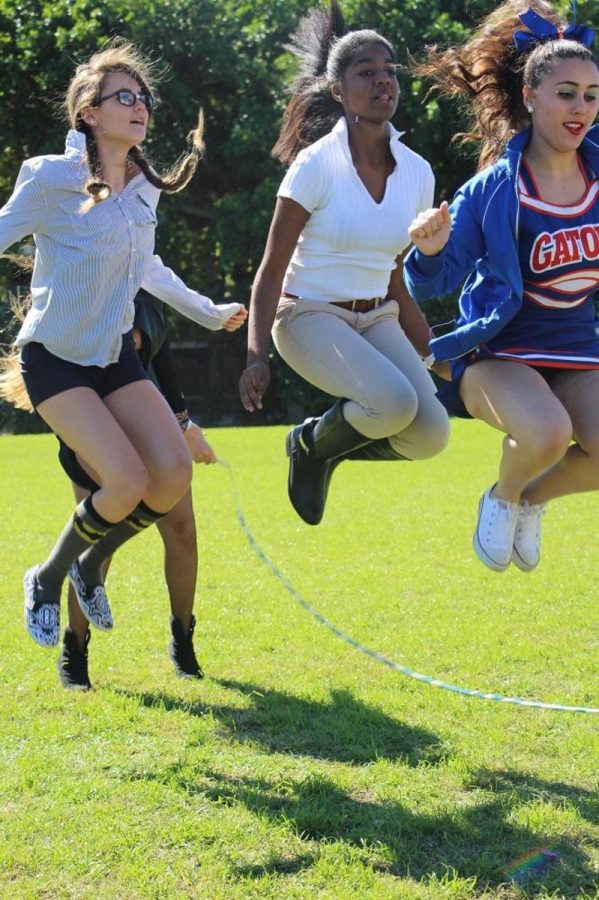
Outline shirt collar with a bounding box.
[332,115,406,164]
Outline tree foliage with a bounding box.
[0,0,593,427]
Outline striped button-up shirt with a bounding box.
[4,130,239,366]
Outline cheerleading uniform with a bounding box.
[484,155,599,369]
[404,125,599,415]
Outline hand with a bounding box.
[222,306,248,332]
[431,359,452,381]
[184,422,217,464]
[408,201,452,256]
[239,360,270,412]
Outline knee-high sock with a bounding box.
[77,501,165,585]
[36,496,117,598]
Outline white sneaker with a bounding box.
[512,501,545,572]
[473,487,519,572]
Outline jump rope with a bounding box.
[217,459,599,715]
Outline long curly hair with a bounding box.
[272,0,395,165]
[414,0,597,169]
[66,39,205,202]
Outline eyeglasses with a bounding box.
[97,89,155,114]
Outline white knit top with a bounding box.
[278,116,434,303]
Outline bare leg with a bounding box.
[156,489,198,631]
[103,381,192,513]
[521,369,599,503]
[37,387,150,522]
[460,360,572,502]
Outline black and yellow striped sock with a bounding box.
[77,501,165,585]
[36,496,117,596]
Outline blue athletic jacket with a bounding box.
[403,124,599,361]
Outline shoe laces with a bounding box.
[483,494,518,543]
[517,501,545,540]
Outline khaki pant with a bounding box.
[272,298,450,460]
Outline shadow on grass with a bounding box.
[199,768,597,895]
[116,678,447,766]
[120,726,598,897]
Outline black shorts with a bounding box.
[20,330,149,409]
[57,439,100,492]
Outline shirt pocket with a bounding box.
[59,197,116,240]
[131,193,158,229]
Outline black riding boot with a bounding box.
[345,438,408,461]
[286,400,369,525]
[322,438,408,501]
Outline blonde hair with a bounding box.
[0,291,33,412]
[65,39,205,202]
[0,348,32,412]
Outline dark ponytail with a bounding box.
[272,1,347,165]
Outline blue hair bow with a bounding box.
[513,8,595,52]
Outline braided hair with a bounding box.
[272,0,395,165]
[65,40,204,202]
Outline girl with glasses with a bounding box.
[2,288,216,687]
[0,40,246,649]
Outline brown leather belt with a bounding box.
[330,297,384,312]
[282,292,384,313]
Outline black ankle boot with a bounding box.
[286,400,370,525]
[57,628,92,690]
[169,615,204,679]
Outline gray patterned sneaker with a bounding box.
[23,566,60,647]
[169,615,204,679]
[57,628,92,690]
[68,561,114,630]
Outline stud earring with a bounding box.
[526,105,534,113]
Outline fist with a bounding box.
[223,306,248,332]
[408,201,452,256]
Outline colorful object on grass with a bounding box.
[504,848,560,885]
[218,460,599,715]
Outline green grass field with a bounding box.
[0,422,597,899]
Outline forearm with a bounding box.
[387,253,433,359]
[247,268,283,365]
[397,293,434,359]
[142,255,241,330]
